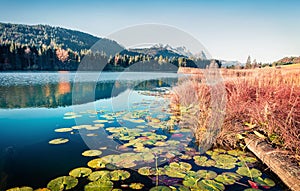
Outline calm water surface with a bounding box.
[0,72,283,191]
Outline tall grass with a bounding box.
[171,67,300,156]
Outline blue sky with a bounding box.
[1,0,299,63]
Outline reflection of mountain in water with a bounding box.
[0,78,178,109]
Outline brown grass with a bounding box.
[171,66,300,156]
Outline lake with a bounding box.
[0,72,283,191]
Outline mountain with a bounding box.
[127,44,183,58]
[127,43,207,59]
[0,22,123,55]
[274,56,300,65]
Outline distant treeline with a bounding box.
[0,42,218,71]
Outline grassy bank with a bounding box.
[171,65,300,159]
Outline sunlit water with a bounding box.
[0,72,283,190]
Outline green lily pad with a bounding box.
[211,154,237,163]
[194,170,218,180]
[165,162,192,178]
[253,177,275,187]
[84,180,113,191]
[197,180,225,191]
[183,171,207,188]
[227,150,245,156]
[49,138,69,145]
[214,161,236,169]
[54,128,73,133]
[243,189,262,191]
[211,154,237,169]
[87,158,108,169]
[69,167,92,178]
[6,187,33,191]
[138,166,152,176]
[165,169,186,178]
[149,186,171,191]
[179,154,192,160]
[88,171,111,181]
[138,166,166,176]
[47,176,78,191]
[105,163,119,170]
[214,172,242,185]
[82,150,102,157]
[169,162,192,171]
[129,183,144,190]
[110,170,130,181]
[238,156,257,163]
[236,167,262,178]
[193,156,216,167]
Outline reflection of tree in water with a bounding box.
[0,79,176,108]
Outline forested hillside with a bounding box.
[0,22,215,71]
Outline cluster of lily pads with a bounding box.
[135,148,276,191]
[7,97,278,190]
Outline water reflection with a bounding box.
[0,73,178,109]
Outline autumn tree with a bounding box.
[56,48,69,63]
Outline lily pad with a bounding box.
[94,124,105,127]
[6,187,33,191]
[169,162,192,171]
[211,154,237,169]
[93,119,108,123]
[87,158,108,169]
[138,166,166,176]
[149,186,171,191]
[193,156,216,167]
[165,162,191,178]
[49,138,69,145]
[84,180,113,191]
[64,112,76,116]
[82,150,102,157]
[110,170,130,181]
[253,177,275,187]
[88,171,111,181]
[195,170,218,180]
[243,189,262,191]
[214,172,242,185]
[236,167,262,178]
[47,176,78,191]
[227,150,245,156]
[69,167,92,178]
[86,126,101,130]
[72,125,91,130]
[64,115,81,119]
[129,183,144,190]
[197,180,225,191]
[238,156,257,163]
[183,172,202,188]
[54,128,73,133]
